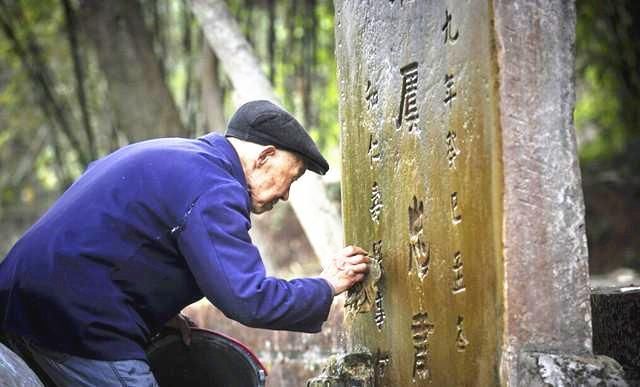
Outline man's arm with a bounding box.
[176,183,348,332]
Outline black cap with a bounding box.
[225,100,329,175]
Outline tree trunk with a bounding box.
[0,2,89,169]
[61,0,97,160]
[79,0,184,142]
[181,1,197,136]
[191,0,343,262]
[266,0,276,83]
[200,42,226,134]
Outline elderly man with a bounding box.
[0,100,369,386]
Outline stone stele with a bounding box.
[308,1,627,386]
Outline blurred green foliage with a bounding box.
[0,0,340,255]
[0,0,340,181]
[575,0,640,274]
[575,0,640,163]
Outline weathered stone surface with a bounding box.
[0,343,43,387]
[306,352,374,387]
[519,352,628,387]
[328,0,626,386]
[493,3,595,382]
[335,1,503,385]
[592,287,640,383]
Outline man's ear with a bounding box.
[256,145,277,168]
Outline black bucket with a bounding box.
[146,328,267,387]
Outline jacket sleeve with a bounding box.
[176,183,334,332]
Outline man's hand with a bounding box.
[320,245,370,296]
[165,313,197,346]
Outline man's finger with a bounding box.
[341,245,355,255]
[347,247,368,257]
[349,262,369,274]
[180,324,192,346]
[182,332,191,346]
[346,254,369,265]
[183,314,197,327]
[341,245,368,257]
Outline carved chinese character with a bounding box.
[365,80,379,109]
[370,182,383,223]
[444,73,457,107]
[451,191,462,224]
[345,242,383,316]
[396,62,419,132]
[442,8,459,44]
[372,240,386,329]
[374,290,386,329]
[408,196,430,279]
[411,312,434,380]
[374,350,391,382]
[446,130,461,169]
[368,133,382,165]
[372,240,383,263]
[452,251,465,294]
[456,316,469,352]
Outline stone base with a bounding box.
[592,287,640,384]
[519,352,628,387]
[306,352,373,387]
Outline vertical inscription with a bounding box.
[374,292,386,329]
[372,240,386,329]
[372,240,383,262]
[408,196,430,279]
[452,251,465,294]
[442,8,459,44]
[455,316,469,352]
[450,192,462,224]
[365,80,379,109]
[370,182,383,223]
[396,62,419,132]
[446,130,461,169]
[442,6,466,366]
[411,312,434,380]
[368,133,382,165]
[374,350,391,383]
[444,73,457,107]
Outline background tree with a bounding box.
[0,0,341,275]
[575,0,640,275]
[79,0,185,141]
[190,0,343,263]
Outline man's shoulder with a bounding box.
[95,137,238,179]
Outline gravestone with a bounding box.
[309,1,627,386]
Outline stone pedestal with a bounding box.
[308,0,627,385]
[592,287,640,384]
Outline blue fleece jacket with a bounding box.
[0,133,333,361]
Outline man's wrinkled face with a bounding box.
[247,147,306,214]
